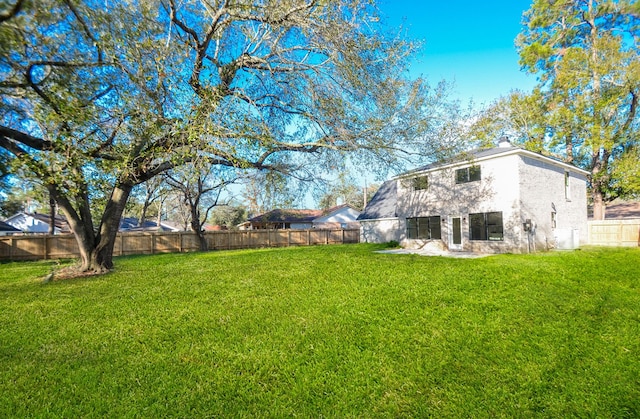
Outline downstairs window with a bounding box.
[406,216,441,240]
[469,212,503,241]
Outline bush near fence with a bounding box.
[0,229,360,262]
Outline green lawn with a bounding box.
[1,244,639,417]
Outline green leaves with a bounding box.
[512,0,640,215]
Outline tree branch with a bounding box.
[62,0,103,62]
[0,0,24,23]
[0,125,54,151]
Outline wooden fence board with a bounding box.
[0,229,360,261]
[588,220,640,247]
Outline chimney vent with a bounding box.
[498,136,511,148]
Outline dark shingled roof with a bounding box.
[601,201,640,220]
[0,220,21,232]
[357,180,397,220]
[249,209,322,223]
[248,204,355,224]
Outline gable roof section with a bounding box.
[249,204,359,224]
[399,145,590,178]
[0,220,21,232]
[602,201,640,220]
[357,180,397,220]
[4,212,70,232]
[249,209,322,224]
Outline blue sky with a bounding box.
[378,0,538,106]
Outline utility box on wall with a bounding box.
[555,228,580,250]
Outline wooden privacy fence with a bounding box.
[588,220,640,247]
[0,229,360,262]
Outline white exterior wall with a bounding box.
[396,154,523,252]
[290,222,313,230]
[5,214,53,234]
[394,151,588,253]
[359,218,401,243]
[313,206,361,229]
[518,156,588,250]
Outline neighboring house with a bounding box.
[312,204,362,229]
[247,204,361,230]
[358,180,401,243]
[358,138,590,253]
[4,212,70,234]
[0,220,21,236]
[119,217,183,232]
[591,201,640,220]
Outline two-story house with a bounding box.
[358,139,589,253]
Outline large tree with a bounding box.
[0,0,437,273]
[516,0,639,219]
[165,164,236,251]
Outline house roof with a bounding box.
[399,143,590,178]
[249,204,357,224]
[5,212,70,232]
[249,209,323,224]
[357,180,397,220]
[358,141,590,222]
[119,217,159,231]
[119,217,183,231]
[0,220,21,232]
[602,201,640,220]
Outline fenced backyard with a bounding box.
[0,228,360,261]
[1,245,639,417]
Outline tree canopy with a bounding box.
[515,0,639,218]
[0,0,443,272]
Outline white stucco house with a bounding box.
[4,212,70,234]
[358,139,590,253]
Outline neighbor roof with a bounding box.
[4,212,70,232]
[249,209,322,224]
[0,220,21,232]
[602,201,640,220]
[249,204,356,224]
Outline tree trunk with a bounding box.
[54,183,133,273]
[592,188,605,220]
[92,184,134,271]
[48,194,56,235]
[189,205,208,251]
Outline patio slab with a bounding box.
[375,248,492,258]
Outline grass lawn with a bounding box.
[1,244,639,417]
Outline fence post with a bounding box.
[43,235,48,260]
[618,225,624,246]
[307,230,311,246]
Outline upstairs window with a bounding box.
[406,216,441,240]
[564,171,571,201]
[455,166,481,184]
[412,176,429,191]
